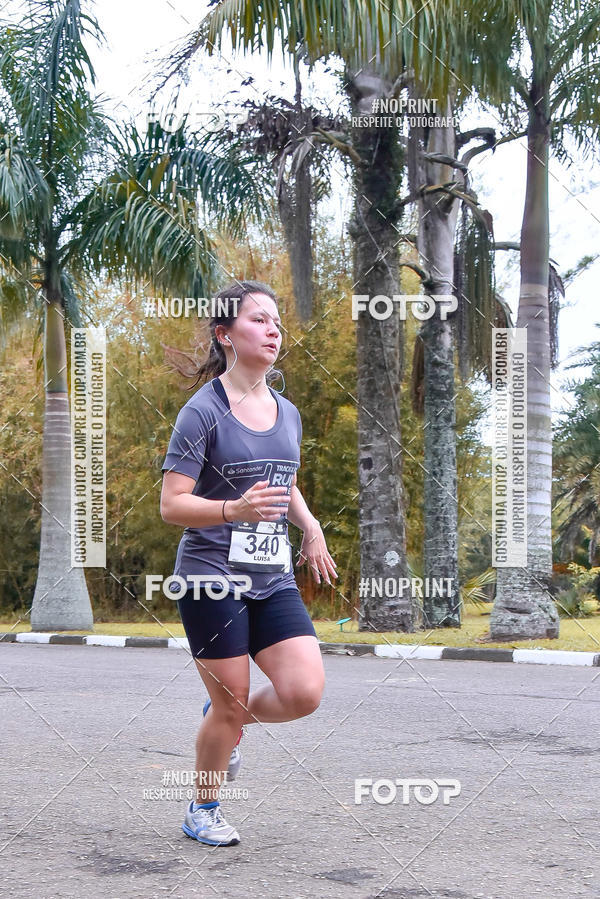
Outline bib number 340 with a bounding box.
[228,521,291,573]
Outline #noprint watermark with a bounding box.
[352,97,459,130]
[358,577,455,599]
[143,770,250,802]
[142,295,241,319]
[162,769,228,786]
[355,778,461,805]
[351,294,457,321]
[146,574,252,601]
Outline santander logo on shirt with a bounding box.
[222,459,298,489]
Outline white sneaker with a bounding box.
[182,800,240,846]
[226,727,245,781]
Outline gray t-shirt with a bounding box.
[161,378,302,599]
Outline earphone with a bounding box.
[216,333,284,392]
[218,334,285,393]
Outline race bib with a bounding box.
[228,520,292,573]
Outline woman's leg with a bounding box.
[243,635,324,724]
[177,587,252,801]
[192,654,250,802]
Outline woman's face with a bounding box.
[221,292,282,368]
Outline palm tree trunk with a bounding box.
[490,71,559,640]
[278,52,314,321]
[409,95,461,628]
[30,274,93,631]
[347,68,413,632]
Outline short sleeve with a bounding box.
[296,409,302,448]
[161,404,213,482]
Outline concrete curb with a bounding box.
[1,632,599,666]
[0,632,187,649]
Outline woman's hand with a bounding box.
[296,518,338,585]
[226,479,290,523]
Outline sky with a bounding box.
[24,0,600,421]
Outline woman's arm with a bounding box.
[286,483,319,533]
[160,472,290,527]
[286,475,337,585]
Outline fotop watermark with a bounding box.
[141,102,249,135]
[355,778,461,805]
[351,294,457,321]
[352,97,459,130]
[142,295,240,319]
[146,574,252,602]
[358,577,455,600]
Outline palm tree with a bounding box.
[406,89,501,629]
[166,0,468,632]
[404,0,598,637]
[0,0,110,630]
[483,0,600,639]
[0,0,265,630]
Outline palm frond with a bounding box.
[553,336,600,562]
[0,130,50,237]
[453,200,496,382]
[548,262,564,369]
[548,2,600,83]
[0,274,36,350]
[60,268,83,328]
[459,566,496,610]
[122,117,268,235]
[64,114,273,292]
[64,171,216,296]
[0,0,109,193]
[165,0,472,98]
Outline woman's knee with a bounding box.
[209,689,249,727]
[194,655,250,728]
[278,679,324,717]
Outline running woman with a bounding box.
[160,280,337,846]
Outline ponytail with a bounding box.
[190,335,227,388]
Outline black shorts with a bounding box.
[177,584,317,660]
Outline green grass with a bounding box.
[2,608,600,652]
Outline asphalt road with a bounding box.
[0,645,599,899]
